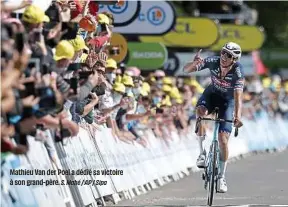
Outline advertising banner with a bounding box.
[109,33,128,63]
[113,1,175,35]
[209,24,265,52]
[161,52,180,75]
[126,42,168,70]
[168,52,214,76]
[98,1,141,26]
[139,17,219,48]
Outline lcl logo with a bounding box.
[172,21,196,34]
[222,29,244,39]
[138,6,165,26]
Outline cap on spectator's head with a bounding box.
[169,87,181,99]
[162,84,172,92]
[262,77,271,88]
[69,35,89,52]
[163,77,172,85]
[140,88,149,97]
[127,92,134,98]
[113,82,125,93]
[285,82,288,92]
[97,14,110,25]
[142,82,151,93]
[175,97,183,104]
[22,5,50,24]
[161,96,172,107]
[80,53,88,63]
[124,70,134,77]
[126,67,141,77]
[115,74,122,83]
[184,78,204,93]
[54,40,75,61]
[122,75,134,87]
[101,12,114,25]
[154,70,165,77]
[106,58,117,70]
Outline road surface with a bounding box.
[117,149,288,206]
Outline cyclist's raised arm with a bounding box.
[183,49,212,73]
[233,65,245,122]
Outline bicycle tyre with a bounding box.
[207,142,217,206]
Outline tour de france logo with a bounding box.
[147,6,165,26]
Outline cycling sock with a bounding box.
[219,160,227,178]
[197,135,205,154]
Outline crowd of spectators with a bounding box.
[1,0,287,160]
[0,0,203,156]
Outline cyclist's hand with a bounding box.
[234,118,243,128]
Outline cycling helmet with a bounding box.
[222,42,242,60]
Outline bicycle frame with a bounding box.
[205,121,221,192]
[207,122,220,176]
[194,109,239,206]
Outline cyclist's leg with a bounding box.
[218,101,234,177]
[217,100,234,192]
[195,87,213,167]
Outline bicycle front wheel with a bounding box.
[207,143,217,206]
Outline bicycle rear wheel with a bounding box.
[207,142,217,206]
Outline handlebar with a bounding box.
[195,117,239,137]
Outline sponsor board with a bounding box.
[126,42,168,70]
[173,52,214,76]
[113,1,175,35]
[109,33,128,63]
[161,52,180,75]
[210,24,265,52]
[98,1,140,26]
[140,17,219,48]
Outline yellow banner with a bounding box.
[109,33,128,63]
[139,17,219,48]
[209,24,265,52]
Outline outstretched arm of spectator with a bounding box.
[81,93,99,117]
[125,111,150,121]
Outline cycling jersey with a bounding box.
[196,56,245,100]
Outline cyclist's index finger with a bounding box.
[196,49,202,56]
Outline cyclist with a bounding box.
[183,42,244,193]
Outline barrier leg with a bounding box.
[127,188,136,198]
[181,168,190,176]
[144,183,152,191]
[121,190,131,200]
[178,172,184,179]
[110,193,121,204]
[162,176,170,183]
[132,187,141,196]
[138,185,147,194]
[148,181,158,189]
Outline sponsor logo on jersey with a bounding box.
[212,76,231,88]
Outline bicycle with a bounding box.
[195,107,239,206]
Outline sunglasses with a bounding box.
[221,50,233,59]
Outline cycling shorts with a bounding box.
[196,85,234,133]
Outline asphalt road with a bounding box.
[117,149,288,206]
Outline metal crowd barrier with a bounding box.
[2,115,288,207]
